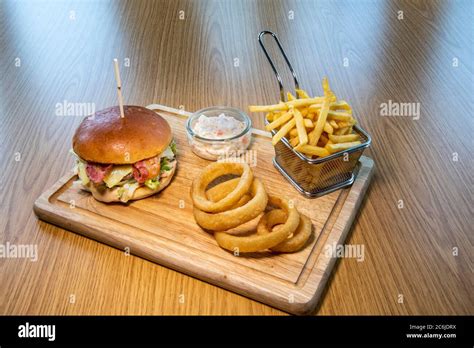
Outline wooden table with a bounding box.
[0,0,472,315]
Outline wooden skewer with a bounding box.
[113,58,125,118]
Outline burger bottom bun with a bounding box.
[80,162,176,203]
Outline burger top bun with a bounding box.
[73,105,172,164]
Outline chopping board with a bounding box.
[33,104,374,315]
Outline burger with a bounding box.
[71,105,177,203]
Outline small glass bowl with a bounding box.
[186,106,252,161]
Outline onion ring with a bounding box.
[206,178,252,209]
[229,194,252,209]
[213,195,299,252]
[193,179,267,232]
[257,209,287,234]
[191,162,253,213]
[257,209,312,252]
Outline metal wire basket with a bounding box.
[258,30,371,197]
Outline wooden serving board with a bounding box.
[34,104,374,315]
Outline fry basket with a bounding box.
[258,30,371,197]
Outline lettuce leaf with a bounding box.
[160,157,171,172]
[160,146,175,160]
[118,182,139,202]
[170,140,177,155]
[145,177,160,190]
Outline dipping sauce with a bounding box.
[186,107,252,161]
[193,113,246,139]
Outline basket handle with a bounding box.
[258,30,300,102]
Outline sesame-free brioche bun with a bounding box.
[73,105,172,164]
[79,162,177,203]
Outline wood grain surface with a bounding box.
[0,0,472,315]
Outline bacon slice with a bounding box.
[86,163,113,184]
[132,164,148,184]
[133,157,160,183]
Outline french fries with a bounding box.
[328,133,360,143]
[304,119,314,128]
[325,141,362,153]
[329,120,339,129]
[327,110,353,122]
[249,78,361,159]
[272,118,296,146]
[249,97,325,113]
[265,110,293,131]
[296,89,310,99]
[293,107,308,146]
[323,122,333,134]
[296,144,330,157]
[309,98,330,146]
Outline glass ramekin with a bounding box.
[186,106,252,161]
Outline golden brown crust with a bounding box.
[72,105,172,164]
[80,162,176,203]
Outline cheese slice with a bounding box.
[76,161,90,185]
[103,165,133,188]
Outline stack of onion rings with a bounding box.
[191,162,313,253]
[193,178,268,231]
[191,162,267,231]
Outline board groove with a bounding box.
[33,104,374,315]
